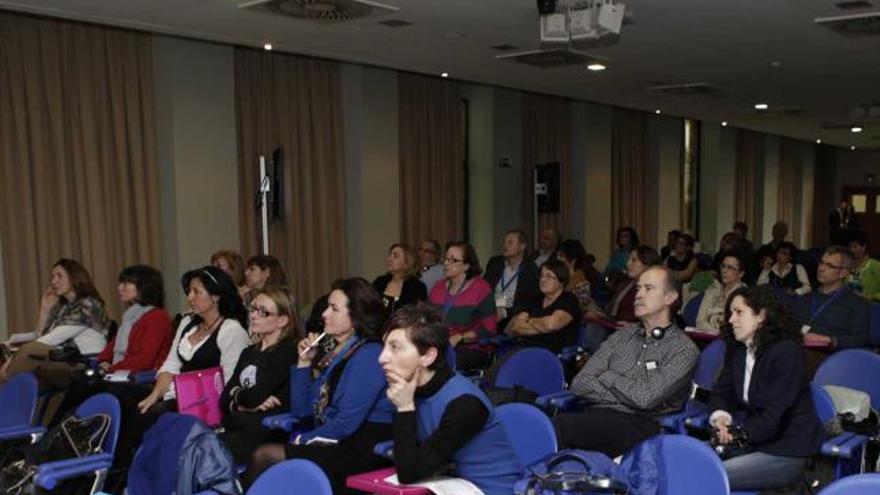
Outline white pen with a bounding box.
[299,331,328,357]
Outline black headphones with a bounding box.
[649,323,674,340]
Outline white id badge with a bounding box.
[800,324,811,335]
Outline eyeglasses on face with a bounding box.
[443,256,463,264]
[248,304,278,318]
[819,260,845,271]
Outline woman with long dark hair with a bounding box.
[708,286,824,491]
[3,258,109,386]
[248,277,394,494]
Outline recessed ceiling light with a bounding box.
[816,139,822,144]
[721,121,728,127]
[654,109,661,114]
[440,72,449,78]
[754,103,769,110]
[263,43,273,51]
[770,61,782,68]
[851,145,857,150]
[851,126,864,133]
[586,63,606,72]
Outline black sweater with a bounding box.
[220,337,298,414]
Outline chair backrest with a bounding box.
[0,372,38,429]
[248,459,333,495]
[868,303,880,348]
[496,403,557,468]
[493,348,565,396]
[812,383,837,424]
[659,435,730,495]
[75,392,120,456]
[814,349,880,410]
[819,473,880,495]
[693,339,726,391]
[682,292,704,328]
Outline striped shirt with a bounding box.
[571,323,699,416]
[429,277,497,353]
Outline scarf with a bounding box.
[112,303,154,364]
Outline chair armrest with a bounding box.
[822,432,869,459]
[131,370,157,384]
[373,440,395,459]
[0,425,46,441]
[535,391,579,411]
[262,413,300,431]
[36,453,113,489]
[558,346,583,362]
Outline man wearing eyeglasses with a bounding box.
[484,230,541,329]
[794,246,868,354]
[417,239,444,292]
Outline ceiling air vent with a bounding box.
[491,44,519,52]
[377,19,411,27]
[239,0,398,23]
[758,106,804,115]
[815,11,880,36]
[835,1,873,10]
[646,82,721,96]
[495,48,602,68]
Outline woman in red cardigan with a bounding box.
[50,265,173,425]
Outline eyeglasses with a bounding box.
[443,256,463,264]
[248,305,279,318]
[819,260,846,271]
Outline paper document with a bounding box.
[103,371,131,382]
[6,332,37,345]
[384,474,484,495]
[305,436,339,446]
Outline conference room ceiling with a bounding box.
[3,0,880,149]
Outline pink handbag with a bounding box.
[346,468,430,495]
[174,366,224,426]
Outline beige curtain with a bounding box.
[611,108,648,247]
[777,138,802,243]
[521,93,572,239]
[398,73,464,245]
[735,129,765,242]
[235,48,347,308]
[0,12,160,333]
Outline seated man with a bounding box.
[528,227,561,267]
[484,230,540,329]
[553,266,699,457]
[794,245,868,350]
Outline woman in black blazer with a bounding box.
[373,243,427,318]
[708,286,824,491]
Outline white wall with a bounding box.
[341,65,400,279]
[153,36,240,315]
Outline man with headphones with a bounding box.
[552,266,700,457]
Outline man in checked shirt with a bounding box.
[553,266,699,457]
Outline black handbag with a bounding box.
[0,413,111,495]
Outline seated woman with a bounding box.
[664,233,699,283]
[605,227,639,286]
[49,265,173,425]
[695,251,748,334]
[708,286,824,492]
[372,243,427,316]
[242,254,289,307]
[757,242,811,296]
[3,258,109,388]
[249,277,394,494]
[379,303,523,495]
[428,242,497,371]
[113,266,249,465]
[557,239,601,317]
[505,260,583,354]
[220,287,300,465]
[211,249,248,296]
